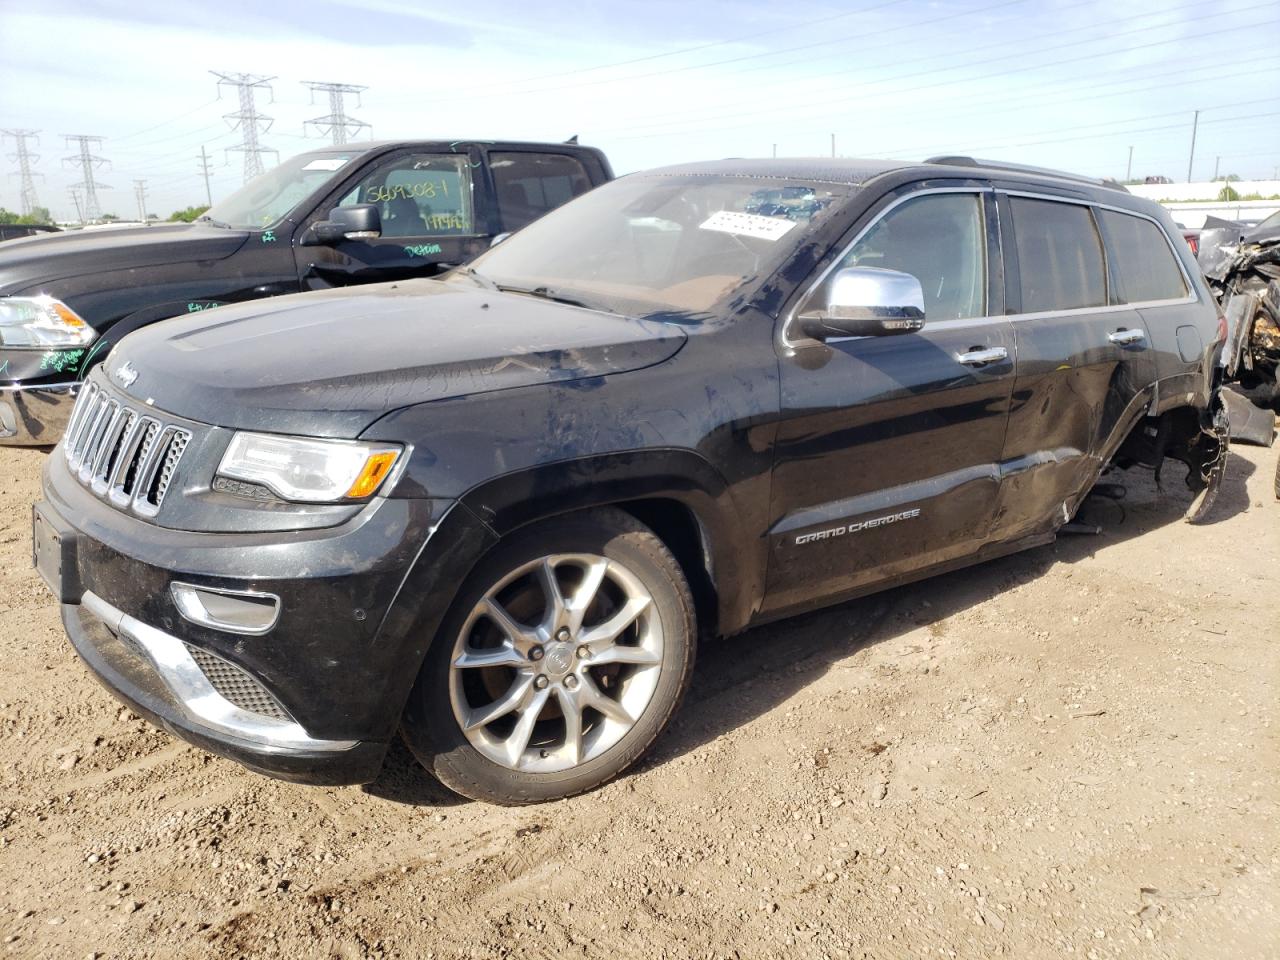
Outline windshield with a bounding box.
[455,174,853,316]
[203,152,359,230]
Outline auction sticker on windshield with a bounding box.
[303,157,351,172]
[700,210,796,241]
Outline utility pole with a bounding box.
[62,134,109,221]
[1186,109,1200,183]
[2,129,43,216]
[68,187,84,226]
[772,143,777,158]
[211,71,278,184]
[301,81,370,145]
[1213,156,1221,181]
[1125,145,1133,182]
[830,133,836,158]
[197,145,214,206]
[133,179,148,222]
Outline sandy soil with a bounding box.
[0,442,1277,960]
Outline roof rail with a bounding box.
[924,156,1130,193]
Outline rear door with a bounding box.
[765,186,1017,616]
[297,148,489,289]
[990,190,1157,541]
[488,150,598,234]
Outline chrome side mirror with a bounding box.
[799,267,926,340]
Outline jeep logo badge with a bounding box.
[114,361,139,389]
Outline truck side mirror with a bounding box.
[798,267,926,341]
[309,204,383,244]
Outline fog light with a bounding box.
[171,582,280,636]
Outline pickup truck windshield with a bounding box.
[203,152,358,230]
[461,175,852,316]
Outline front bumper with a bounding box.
[63,593,385,785]
[39,449,499,786]
[0,381,80,445]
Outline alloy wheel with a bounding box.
[448,552,664,773]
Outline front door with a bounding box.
[765,188,1016,617]
[298,150,488,289]
[990,191,1158,542]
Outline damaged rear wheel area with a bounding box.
[1111,397,1229,525]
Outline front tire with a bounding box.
[402,507,696,805]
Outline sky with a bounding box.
[1,0,1278,221]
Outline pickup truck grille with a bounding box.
[62,381,192,516]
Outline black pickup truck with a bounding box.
[0,139,612,444]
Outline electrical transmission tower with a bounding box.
[302,81,370,145]
[133,179,149,222]
[2,129,43,216]
[62,134,110,221]
[211,71,278,183]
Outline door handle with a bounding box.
[956,346,1009,366]
[1108,328,1146,345]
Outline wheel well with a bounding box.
[1111,403,1216,489]
[614,498,718,637]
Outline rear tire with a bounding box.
[401,507,696,805]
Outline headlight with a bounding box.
[217,432,402,503]
[0,296,96,348]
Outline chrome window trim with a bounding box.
[999,188,1199,319]
[780,184,1202,349]
[780,186,996,351]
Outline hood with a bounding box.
[0,223,250,292]
[108,279,687,437]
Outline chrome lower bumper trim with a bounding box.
[0,381,81,445]
[81,591,358,754]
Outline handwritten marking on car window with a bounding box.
[261,230,277,243]
[366,181,450,203]
[187,302,223,312]
[699,211,796,242]
[404,244,443,257]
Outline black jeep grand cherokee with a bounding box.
[35,157,1226,805]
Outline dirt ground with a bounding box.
[0,442,1277,960]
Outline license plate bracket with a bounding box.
[32,502,82,603]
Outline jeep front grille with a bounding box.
[63,381,192,516]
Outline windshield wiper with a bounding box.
[497,284,592,309]
[195,215,232,229]
[458,265,498,290]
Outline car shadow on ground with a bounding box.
[363,454,1256,807]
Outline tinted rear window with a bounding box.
[1097,209,1188,303]
[491,152,593,232]
[1009,197,1107,313]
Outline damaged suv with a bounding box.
[34,157,1226,804]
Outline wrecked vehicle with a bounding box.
[34,157,1227,805]
[1200,210,1280,406]
[0,139,612,444]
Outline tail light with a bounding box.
[1216,313,1228,344]
[1183,232,1199,256]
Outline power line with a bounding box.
[593,0,1171,134]
[211,71,278,183]
[62,134,109,221]
[113,100,220,142]
[611,9,1280,143]
[301,81,370,145]
[2,129,42,216]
